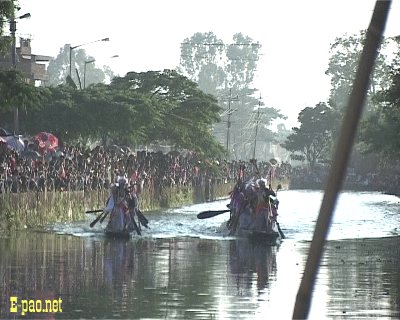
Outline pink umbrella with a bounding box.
[34,132,59,153]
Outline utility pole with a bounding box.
[9,8,31,134]
[252,94,262,159]
[10,13,17,134]
[224,88,239,156]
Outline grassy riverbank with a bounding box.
[0,181,235,232]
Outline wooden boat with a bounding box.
[104,230,132,239]
[197,180,284,244]
[236,225,281,244]
[197,159,284,244]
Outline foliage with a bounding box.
[0,0,16,55]
[360,38,400,161]
[0,70,49,112]
[178,32,285,159]
[20,70,225,158]
[46,44,114,87]
[325,31,390,116]
[281,102,339,169]
[110,70,225,157]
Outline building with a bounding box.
[0,37,50,86]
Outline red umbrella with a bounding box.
[34,132,59,153]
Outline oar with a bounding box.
[86,209,104,214]
[89,211,105,228]
[130,211,142,236]
[99,211,109,223]
[277,222,285,239]
[197,209,230,219]
[137,210,149,228]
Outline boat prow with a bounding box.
[104,230,132,239]
[236,228,281,245]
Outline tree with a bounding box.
[0,70,49,131]
[110,70,225,157]
[0,1,15,55]
[359,36,400,161]
[326,31,390,115]
[46,44,115,87]
[281,102,338,169]
[21,70,225,158]
[178,32,284,159]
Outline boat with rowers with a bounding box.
[197,159,285,244]
[89,176,149,238]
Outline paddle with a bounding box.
[197,209,230,219]
[100,211,109,223]
[130,211,142,236]
[137,210,149,228]
[89,211,105,228]
[277,222,285,239]
[86,209,104,214]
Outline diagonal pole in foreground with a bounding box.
[292,1,391,319]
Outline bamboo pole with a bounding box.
[292,1,391,319]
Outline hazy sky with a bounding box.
[16,0,400,128]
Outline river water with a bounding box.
[0,189,399,319]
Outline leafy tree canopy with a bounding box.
[281,102,339,169]
[0,70,49,112]
[20,70,225,158]
[0,1,16,55]
[178,31,285,159]
[326,31,390,115]
[360,37,400,161]
[46,44,115,88]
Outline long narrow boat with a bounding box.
[197,178,284,245]
[225,177,284,244]
[235,225,282,245]
[104,230,132,239]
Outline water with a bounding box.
[0,190,399,319]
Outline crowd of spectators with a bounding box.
[0,138,292,195]
[290,164,400,194]
[4,135,397,197]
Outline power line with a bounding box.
[181,42,261,47]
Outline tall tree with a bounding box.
[178,32,284,159]
[359,36,400,161]
[22,70,225,158]
[0,70,49,131]
[0,0,15,55]
[281,102,339,169]
[46,44,115,87]
[326,31,390,115]
[110,70,225,156]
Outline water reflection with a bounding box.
[0,190,399,319]
[0,233,280,319]
[228,239,277,294]
[311,237,400,319]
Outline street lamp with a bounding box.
[83,55,119,89]
[9,12,31,134]
[83,59,95,89]
[9,13,31,68]
[69,37,109,77]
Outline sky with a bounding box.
[15,0,400,128]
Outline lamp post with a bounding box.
[252,94,262,160]
[69,37,109,77]
[10,13,31,68]
[83,55,119,89]
[9,12,31,134]
[83,59,95,89]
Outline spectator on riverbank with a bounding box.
[0,139,294,195]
